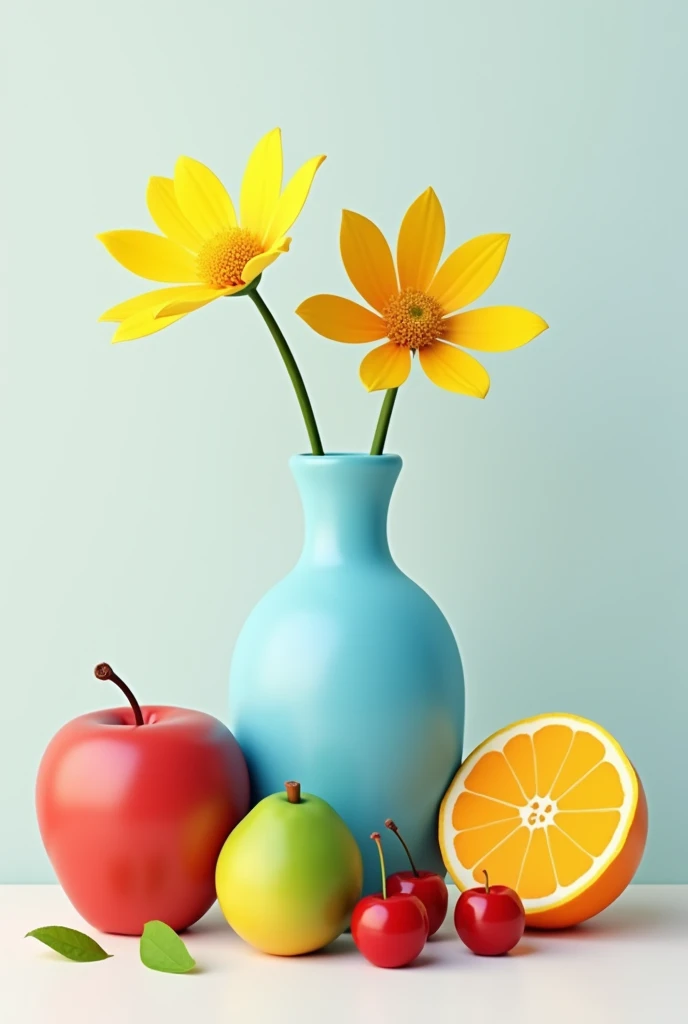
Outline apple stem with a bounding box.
[285,781,301,804]
[385,819,420,877]
[94,663,145,727]
[371,832,388,900]
[483,869,490,894]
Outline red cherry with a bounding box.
[454,870,525,956]
[385,819,448,935]
[352,892,429,969]
[351,833,429,968]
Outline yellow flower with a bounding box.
[98,129,325,343]
[296,189,548,396]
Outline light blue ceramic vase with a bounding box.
[229,453,464,894]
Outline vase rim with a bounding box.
[292,452,402,462]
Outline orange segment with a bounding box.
[548,825,594,886]
[557,761,625,810]
[518,827,557,898]
[439,713,647,929]
[503,733,536,800]
[473,825,530,890]
[454,819,522,869]
[464,750,525,805]
[452,791,520,830]
[550,731,605,800]
[533,724,573,795]
[555,811,621,856]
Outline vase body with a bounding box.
[229,454,464,894]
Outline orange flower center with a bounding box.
[196,228,263,289]
[382,289,445,349]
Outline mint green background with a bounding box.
[1,0,685,883]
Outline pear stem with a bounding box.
[94,663,144,727]
[385,819,420,877]
[371,832,388,900]
[285,781,301,804]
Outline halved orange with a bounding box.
[439,714,647,928]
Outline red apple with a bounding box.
[385,819,448,935]
[36,663,249,935]
[454,870,525,955]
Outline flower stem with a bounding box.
[249,289,324,456]
[370,388,398,456]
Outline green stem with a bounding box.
[249,289,324,456]
[370,388,398,456]
[371,833,388,900]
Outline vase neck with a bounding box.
[290,454,402,567]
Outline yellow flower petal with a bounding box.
[111,307,187,343]
[340,210,398,314]
[264,155,326,248]
[243,248,283,285]
[174,156,237,240]
[97,231,198,283]
[146,177,205,254]
[397,187,445,292]
[419,341,490,397]
[240,127,282,242]
[443,306,548,351]
[428,233,509,313]
[99,285,211,322]
[154,287,229,318]
[359,342,411,392]
[296,295,387,343]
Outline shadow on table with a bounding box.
[189,910,233,936]
[527,901,672,941]
[189,912,359,958]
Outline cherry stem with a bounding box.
[94,663,144,726]
[285,781,301,804]
[371,833,388,900]
[483,869,490,894]
[385,819,419,877]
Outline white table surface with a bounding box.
[1,884,686,1023]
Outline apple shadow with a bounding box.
[188,914,232,937]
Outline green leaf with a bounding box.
[25,926,112,962]
[140,921,196,974]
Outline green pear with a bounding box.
[215,780,363,955]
